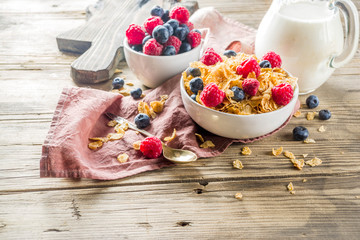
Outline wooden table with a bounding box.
[1,0,360,239]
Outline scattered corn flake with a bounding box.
[306,157,322,167]
[126,82,134,86]
[272,147,283,156]
[303,179,307,183]
[150,101,164,113]
[135,131,140,135]
[235,192,243,200]
[111,89,120,94]
[195,133,205,143]
[233,159,244,169]
[138,101,152,117]
[318,125,326,132]
[304,138,316,144]
[302,154,308,158]
[200,140,215,148]
[290,191,296,195]
[140,94,146,98]
[114,69,122,74]
[115,123,127,133]
[117,153,129,163]
[88,141,103,150]
[293,110,301,118]
[133,140,141,150]
[340,151,344,155]
[287,182,294,191]
[119,89,130,96]
[106,132,124,141]
[306,112,316,120]
[89,137,106,142]
[355,196,360,199]
[241,146,252,155]
[160,95,169,102]
[107,120,118,127]
[291,159,304,170]
[284,151,295,160]
[164,128,177,142]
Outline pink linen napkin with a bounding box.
[40,7,299,180]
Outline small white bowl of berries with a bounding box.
[124,5,204,88]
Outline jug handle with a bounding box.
[329,0,359,68]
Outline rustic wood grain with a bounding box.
[0,0,360,238]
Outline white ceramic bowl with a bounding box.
[123,38,203,88]
[180,77,299,139]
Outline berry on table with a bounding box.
[126,24,145,45]
[140,136,163,158]
[134,113,150,129]
[236,58,260,78]
[189,77,204,94]
[161,10,170,22]
[163,23,174,36]
[174,27,188,41]
[130,88,143,99]
[186,67,201,77]
[131,44,142,52]
[242,78,260,96]
[200,83,225,107]
[306,95,319,109]
[144,16,163,35]
[271,83,294,105]
[319,109,331,120]
[143,38,163,56]
[112,77,124,89]
[231,86,245,101]
[186,31,201,48]
[223,50,237,58]
[152,25,170,44]
[259,60,271,68]
[163,36,181,53]
[179,42,191,53]
[293,126,309,141]
[169,6,190,24]
[162,45,176,56]
[262,51,282,68]
[200,48,222,66]
[150,5,164,17]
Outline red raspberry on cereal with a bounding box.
[144,16,163,35]
[187,31,201,48]
[126,24,145,45]
[271,83,294,105]
[200,48,223,66]
[143,39,163,56]
[140,136,163,158]
[236,58,260,78]
[169,6,190,24]
[186,21,194,31]
[200,83,225,107]
[262,51,282,68]
[242,78,260,96]
[163,36,182,53]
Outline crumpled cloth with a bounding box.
[40,7,299,180]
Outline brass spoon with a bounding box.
[105,113,198,163]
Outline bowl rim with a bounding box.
[180,75,299,118]
[123,38,203,59]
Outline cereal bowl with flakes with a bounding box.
[180,49,299,139]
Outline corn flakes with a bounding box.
[284,151,295,160]
[195,133,205,143]
[117,153,129,163]
[293,110,301,117]
[88,141,103,150]
[235,192,243,200]
[306,157,322,167]
[164,129,176,142]
[106,132,124,141]
[306,112,316,120]
[233,159,244,169]
[318,125,326,132]
[107,120,118,127]
[200,140,215,148]
[133,140,141,150]
[304,138,316,144]
[291,159,304,170]
[287,182,294,191]
[272,147,283,156]
[241,146,252,155]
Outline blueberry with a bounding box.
[319,109,331,120]
[152,25,170,44]
[163,46,176,56]
[186,67,201,77]
[189,77,203,94]
[179,23,190,34]
[130,88,142,99]
[174,27,188,41]
[161,10,170,22]
[223,50,237,58]
[191,94,197,101]
[134,113,150,129]
[142,35,152,46]
[112,77,125,89]
[193,29,201,34]
[179,42,191,53]
[306,95,319,109]
[293,126,309,141]
[131,44,143,52]
[231,86,245,101]
[150,5,164,17]
[163,23,174,36]
[259,60,272,68]
[167,19,179,31]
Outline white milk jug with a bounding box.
[255,0,359,94]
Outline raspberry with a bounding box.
[143,39,163,56]
[200,48,222,66]
[262,51,282,68]
[169,6,190,24]
[163,36,181,53]
[186,31,201,48]
[186,21,194,31]
[144,16,163,35]
[271,83,294,105]
[242,78,260,96]
[200,83,225,107]
[140,137,163,159]
[126,24,145,45]
[236,58,260,78]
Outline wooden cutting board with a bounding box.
[57,0,199,84]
